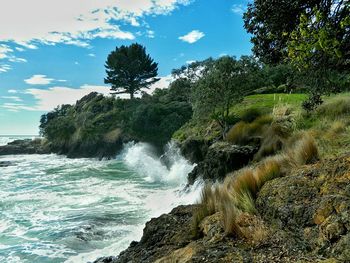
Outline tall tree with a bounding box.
[104,43,160,99]
[191,56,262,136]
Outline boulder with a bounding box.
[188,142,258,184]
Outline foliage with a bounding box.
[244,0,350,105]
[39,81,192,154]
[191,56,264,135]
[104,43,160,99]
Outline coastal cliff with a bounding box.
[94,154,350,262]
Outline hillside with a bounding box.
[95,92,350,262]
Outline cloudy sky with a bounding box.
[0,0,251,135]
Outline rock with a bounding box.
[0,139,50,155]
[257,154,350,260]
[0,161,12,167]
[93,155,350,263]
[178,138,211,164]
[93,205,196,263]
[188,142,257,184]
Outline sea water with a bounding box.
[0,138,201,263]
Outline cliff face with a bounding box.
[94,154,350,263]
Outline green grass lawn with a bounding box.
[231,93,307,116]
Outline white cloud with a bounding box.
[88,53,96,57]
[146,30,155,38]
[149,75,173,93]
[2,74,174,112]
[0,44,27,67]
[179,30,205,44]
[8,89,18,93]
[24,75,54,85]
[0,64,11,73]
[186,60,196,64]
[0,0,192,47]
[1,96,23,102]
[0,44,13,59]
[24,85,111,111]
[231,4,245,15]
[9,57,27,63]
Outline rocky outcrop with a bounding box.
[188,142,258,184]
[94,155,350,263]
[178,138,211,164]
[0,161,12,167]
[257,154,350,261]
[0,139,50,155]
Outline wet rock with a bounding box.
[178,138,211,164]
[0,161,12,167]
[0,139,50,155]
[188,142,258,184]
[94,155,350,263]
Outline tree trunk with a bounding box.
[130,92,134,99]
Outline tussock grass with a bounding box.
[226,115,273,145]
[289,134,319,165]
[220,190,243,236]
[316,97,350,119]
[193,132,320,238]
[239,107,266,123]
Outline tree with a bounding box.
[244,0,350,110]
[244,0,349,68]
[104,43,160,99]
[191,56,261,137]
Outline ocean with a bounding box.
[0,136,201,262]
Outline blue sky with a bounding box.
[0,0,251,135]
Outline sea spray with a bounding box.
[0,143,202,262]
[123,141,196,185]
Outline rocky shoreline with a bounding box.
[93,154,350,262]
[0,138,125,159]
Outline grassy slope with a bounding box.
[174,92,350,158]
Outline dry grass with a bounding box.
[254,159,281,188]
[226,115,273,145]
[316,97,350,118]
[289,134,319,165]
[329,121,346,135]
[219,190,243,236]
[193,132,320,238]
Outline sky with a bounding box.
[0,0,252,135]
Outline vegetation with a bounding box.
[39,80,192,156]
[244,0,350,109]
[104,43,160,99]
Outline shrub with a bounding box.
[302,93,323,112]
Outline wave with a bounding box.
[65,142,202,263]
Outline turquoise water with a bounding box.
[0,141,200,263]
